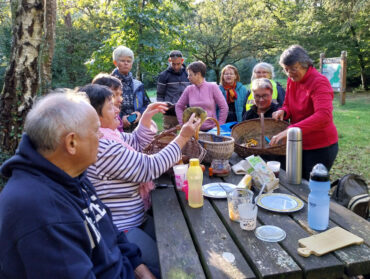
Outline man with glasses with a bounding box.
[242,78,279,120]
[157,50,190,128]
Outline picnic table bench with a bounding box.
[152,153,370,279]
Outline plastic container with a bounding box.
[286,127,302,184]
[173,164,188,190]
[227,189,253,222]
[308,164,330,231]
[187,158,204,208]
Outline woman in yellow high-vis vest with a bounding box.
[244,62,286,111]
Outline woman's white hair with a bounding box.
[112,46,134,62]
[251,62,275,80]
[24,91,92,152]
[251,78,273,93]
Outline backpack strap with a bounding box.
[331,179,339,188]
[348,194,370,211]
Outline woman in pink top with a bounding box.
[270,45,338,180]
[175,61,228,131]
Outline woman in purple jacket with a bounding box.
[175,61,228,131]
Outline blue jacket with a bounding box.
[112,69,151,115]
[219,81,247,122]
[0,134,142,279]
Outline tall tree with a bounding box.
[320,0,369,89]
[40,0,57,94]
[187,0,292,82]
[87,0,192,83]
[0,0,44,154]
[188,0,250,82]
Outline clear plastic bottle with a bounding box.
[308,164,330,231]
[187,158,204,208]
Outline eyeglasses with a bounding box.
[255,70,269,75]
[254,94,270,100]
[283,65,301,74]
[224,73,235,76]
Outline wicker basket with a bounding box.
[197,117,235,164]
[163,115,179,130]
[231,117,289,157]
[142,125,207,164]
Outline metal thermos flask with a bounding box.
[286,127,302,184]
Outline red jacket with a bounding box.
[282,67,338,150]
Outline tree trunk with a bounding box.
[0,0,44,154]
[39,0,56,94]
[135,0,146,81]
[349,25,368,90]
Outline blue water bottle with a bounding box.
[308,164,330,231]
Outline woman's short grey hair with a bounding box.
[251,78,273,94]
[113,46,134,62]
[24,92,92,152]
[251,62,275,80]
[279,45,313,69]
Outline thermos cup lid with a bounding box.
[310,163,330,181]
[287,127,302,141]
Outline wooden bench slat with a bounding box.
[152,188,206,279]
[212,198,302,279]
[257,207,344,279]
[178,192,256,279]
[277,185,370,276]
[279,170,370,246]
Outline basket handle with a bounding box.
[260,113,265,149]
[194,117,220,140]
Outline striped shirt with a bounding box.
[87,124,181,231]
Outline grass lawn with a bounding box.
[331,92,369,184]
[149,89,369,184]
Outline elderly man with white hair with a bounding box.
[112,46,151,132]
[245,62,286,112]
[0,92,156,278]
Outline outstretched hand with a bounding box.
[175,113,201,148]
[140,102,168,128]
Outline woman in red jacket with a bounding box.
[270,45,338,180]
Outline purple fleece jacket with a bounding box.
[175,80,228,130]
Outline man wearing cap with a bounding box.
[157,50,190,129]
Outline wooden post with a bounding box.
[340,51,347,105]
[320,53,325,73]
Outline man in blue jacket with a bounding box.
[157,50,190,129]
[0,92,156,279]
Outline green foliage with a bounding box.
[86,0,193,88]
[0,5,11,91]
[52,23,103,88]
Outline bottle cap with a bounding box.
[189,158,200,167]
[287,127,302,141]
[310,163,330,182]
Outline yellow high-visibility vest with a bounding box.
[245,79,278,111]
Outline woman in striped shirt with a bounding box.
[80,84,200,277]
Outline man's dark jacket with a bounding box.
[156,64,190,103]
[0,134,142,278]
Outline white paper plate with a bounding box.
[202,182,237,198]
[256,193,304,213]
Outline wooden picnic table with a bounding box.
[152,153,370,279]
